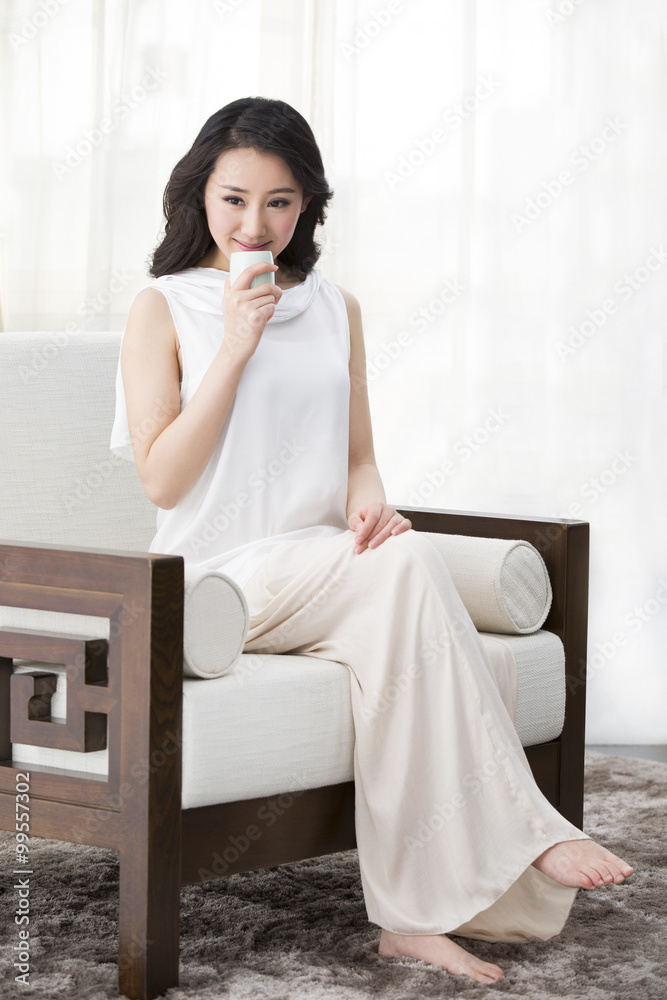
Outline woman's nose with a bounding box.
[240,207,267,241]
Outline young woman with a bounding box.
[110,96,633,986]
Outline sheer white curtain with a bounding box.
[1,0,665,742]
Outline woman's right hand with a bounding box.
[220,261,283,363]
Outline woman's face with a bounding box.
[200,147,312,270]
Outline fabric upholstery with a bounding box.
[0,332,156,551]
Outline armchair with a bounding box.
[0,331,588,999]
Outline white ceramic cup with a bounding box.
[229,250,275,289]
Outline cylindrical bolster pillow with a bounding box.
[419,532,552,634]
[183,567,249,679]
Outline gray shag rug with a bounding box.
[0,751,665,1000]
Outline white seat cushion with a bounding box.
[11,629,565,808]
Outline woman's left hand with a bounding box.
[348,502,412,554]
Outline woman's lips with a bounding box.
[234,240,271,250]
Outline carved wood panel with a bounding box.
[0,628,114,752]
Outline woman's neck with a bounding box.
[274,265,306,289]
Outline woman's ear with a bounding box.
[300,193,313,213]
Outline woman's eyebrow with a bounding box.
[218,184,297,194]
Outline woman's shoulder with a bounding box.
[332,282,361,315]
[126,285,173,327]
[124,285,179,361]
[331,283,363,358]
[332,283,362,336]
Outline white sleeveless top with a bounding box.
[110,266,351,588]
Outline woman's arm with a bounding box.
[340,285,386,513]
[336,284,412,552]
[121,263,281,509]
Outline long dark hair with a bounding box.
[149,97,334,278]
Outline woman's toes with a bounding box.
[593,865,615,886]
[604,854,633,882]
[471,962,504,985]
[606,850,634,877]
[615,862,634,882]
[592,854,633,887]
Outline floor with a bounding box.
[586,745,667,764]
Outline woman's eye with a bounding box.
[223,197,289,208]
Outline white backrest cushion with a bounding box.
[0,331,156,550]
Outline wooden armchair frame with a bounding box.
[0,505,588,999]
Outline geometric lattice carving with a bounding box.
[23,671,58,719]
[1,628,112,752]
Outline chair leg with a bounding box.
[115,555,183,998]
[118,844,180,1000]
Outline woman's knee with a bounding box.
[363,526,434,570]
[346,527,451,591]
[380,526,436,560]
[374,527,458,590]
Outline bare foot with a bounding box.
[379,929,504,985]
[532,837,634,890]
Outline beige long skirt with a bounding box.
[241,527,588,943]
